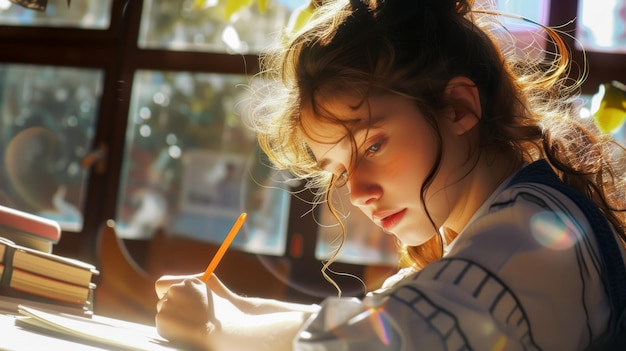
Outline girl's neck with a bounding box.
[442,148,520,237]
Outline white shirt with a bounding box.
[294,166,626,351]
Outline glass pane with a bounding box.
[116,70,290,256]
[315,187,398,266]
[139,0,308,54]
[487,0,551,59]
[496,0,549,25]
[0,0,112,29]
[576,0,626,54]
[0,63,103,231]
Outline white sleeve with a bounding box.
[293,259,541,351]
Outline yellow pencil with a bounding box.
[201,212,247,282]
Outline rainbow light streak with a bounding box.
[368,306,391,345]
[530,211,577,250]
[491,336,507,351]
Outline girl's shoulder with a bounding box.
[448,172,594,260]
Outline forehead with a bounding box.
[299,93,368,144]
[299,94,369,167]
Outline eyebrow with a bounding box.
[313,113,388,170]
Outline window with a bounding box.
[574,0,626,147]
[0,63,102,232]
[0,0,112,234]
[114,0,311,255]
[576,0,626,54]
[315,187,398,265]
[138,0,295,53]
[116,70,291,256]
[0,0,112,28]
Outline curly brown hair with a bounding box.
[248,0,626,272]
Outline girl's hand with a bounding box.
[154,274,317,351]
[155,275,217,350]
[155,273,203,299]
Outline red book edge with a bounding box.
[0,205,61,243]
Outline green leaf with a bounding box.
[287,1,316,34]
[224,0,255,21]
[591,81,626,134]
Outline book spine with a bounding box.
[8,269,91,305]
[0,284,91,307]
[0,240,16,286]
[0,228,54,253]
[0,240,93,306]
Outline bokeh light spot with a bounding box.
[530,211,578,250]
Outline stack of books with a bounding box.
[0,206,99,317]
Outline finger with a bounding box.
[206,274,247,311]
[156,294,167,312]
[155,280,215,343]
[159,279,212,320]
[164,279,203,303]
[206,274,231,298]
[155,275,178,298]
[155,273,202,298]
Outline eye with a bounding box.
[332,170,348,188]
[364,136,386,156]
[366,141,382,154]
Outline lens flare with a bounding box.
[476,321,507,350]
[5,127,61,210]
[368,306,392,345]
[530,211,578,250]
[491,336,507,351]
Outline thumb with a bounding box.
[205,274,232,299]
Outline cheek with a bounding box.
[386,149,433,190]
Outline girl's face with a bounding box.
[302,93,470,246]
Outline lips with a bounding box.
[374,208,407,232]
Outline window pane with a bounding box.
[117,70,289,256]
[315,187,398,266]
[0,0,112,29]
[0,63,103,231]
[576,0,626,54]
[468,1,552,62]
[496,0,549,25]
[488,0,551,60]
[139,0,307,54]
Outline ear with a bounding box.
[443,76,481,135]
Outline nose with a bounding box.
[348,166,382,207]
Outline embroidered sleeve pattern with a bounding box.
[390,258,541,350]
[295,258,542,351]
